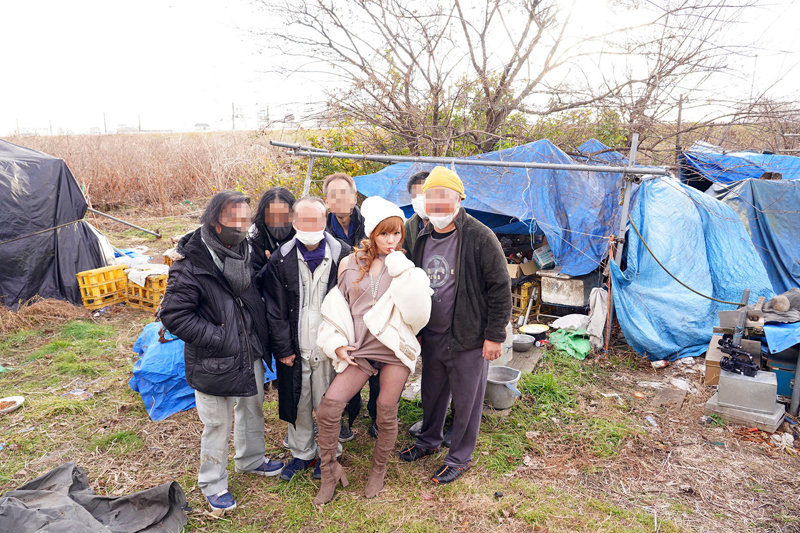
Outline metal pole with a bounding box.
[789,355,800,417]
[269,140,670,177]
[87,208,162,238]
[606,133,640,349]
[303,156,316,196]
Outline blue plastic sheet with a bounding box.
[129,322,195,421]
[763,322,800,354]
[609,177,774,361]
[353,139,629,276]
[681,149,800,185]
[707,179,800,294]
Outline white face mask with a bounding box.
[428,206,458,230]
[411,195,428,220]
[294,229,324,246]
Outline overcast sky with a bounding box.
[1,0,797,136]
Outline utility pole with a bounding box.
[138,114,141,132]
[231,102,235,130]
[103,112,107,134]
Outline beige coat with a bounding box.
[317,251,432,373]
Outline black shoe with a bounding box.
[431,463,470,484]
[398,444,440,462]
[339,421,355,443]
[442,427,452,448]
[368,420,378,439]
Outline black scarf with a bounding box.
[201,224,252,295]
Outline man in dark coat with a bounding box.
[403,170,430,260]
[261,196,351,481]
[399,167,512,485]
[322,172,379,440]
[159,191,284,513]
[248,186,296,280]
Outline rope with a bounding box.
[626,214,741,306]
[0,219,83,247]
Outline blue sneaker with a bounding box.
[280,456,316,481]
[207,490,236,512]
[236,458,284,477]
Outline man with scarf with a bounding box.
[262,196,351,482]
[160,191,284,514]
[249,186,296,280]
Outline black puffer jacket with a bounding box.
[413,208,511,352]
[160,228,270,397]
[258,233,350,425]
[248,223,296,280]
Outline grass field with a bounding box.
[1,211,799,533]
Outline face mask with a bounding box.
[295,229,325,246]
[427,204,459,230]
[217,224,247,247]
[268,225,293,241]
[411,195,428,220]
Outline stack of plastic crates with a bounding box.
[75,265,128,310]
[127,274,169,312]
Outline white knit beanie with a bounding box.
[361,196,406,238]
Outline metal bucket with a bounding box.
[485,366,522,410]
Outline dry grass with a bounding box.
[0,297,87,335]
[1,131,308,214]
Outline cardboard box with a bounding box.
[704,334,762,386]
[520,261,539,276]
[507,264,522,278]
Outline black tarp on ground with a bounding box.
[0,462,188,533]
[0,140,105,308]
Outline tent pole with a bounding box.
[87,208,162,239]
[303,156,315,196]
[606,133,640,349]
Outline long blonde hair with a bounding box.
[354,216,405,283]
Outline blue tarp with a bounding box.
[681,148,800,186]
[763,322,800,354]
[353,139,629,276]
[707,179,800,293]
[129,322,195,421]
[129,322,278,421]
[610,177,774,361]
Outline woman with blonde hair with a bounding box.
[313,196,432,505]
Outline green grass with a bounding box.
[90,430,145,455]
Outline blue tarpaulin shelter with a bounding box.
[680,142,800,189]
[610,177,774,361]
[353,139,629,276]
[707,179,800,293]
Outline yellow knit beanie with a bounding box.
[421,166,466,200]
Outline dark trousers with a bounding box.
[345,373,380,425]
[416,331,488,467]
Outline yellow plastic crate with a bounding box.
[76,264,128,310]
[127,274,168,312]
[511,281,534,315]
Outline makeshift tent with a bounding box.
[680,140,800,189]
[707,179,800,293]
[353,139,630,277]
[610,177,774,361]
[0,140,108,307]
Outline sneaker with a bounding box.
[339,421,355,442]
[207,490,236,512]
[236,458,284,477]
[280,457,316,481]
[282,435,289,449]
[313,458,321,480]
[431,463,470,484]
[408,420,423,438]
[398,444,440,462]
[368,420,379,439]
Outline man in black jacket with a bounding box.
[248,186,296,280]
[160,191,284,514]
[261,196,351,482]
[399,167,511,485]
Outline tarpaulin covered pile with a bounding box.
[680,140,800,189]
[0,462,187,532]
[706,179,800,294]
[353,139,630,276]
[610,177,774,361]
[0,140,107,308]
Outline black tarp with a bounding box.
[0,140,105,307]
[0,462,188,533]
